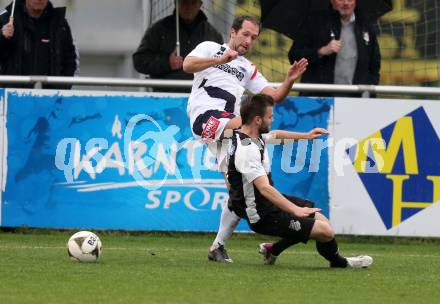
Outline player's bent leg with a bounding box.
[208,207,240,263]
[310,219,373,268]
[251,211,314,265]
[314,212,330,224]
[192,110,236,143]
[309,220,347,267]
[257,237,302,266]
[309,219,334,242]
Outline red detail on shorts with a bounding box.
[202,116,220,142]
[250,66,258,80]
[221,111,232,118]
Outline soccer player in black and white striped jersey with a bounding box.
[226,93,373,268]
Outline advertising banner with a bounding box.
[331,98,440,236]
[271,97,333,215]
[1,90,230,231]
[0,90,331,231]
[0,88,3,226]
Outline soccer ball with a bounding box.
[67,231,102,262]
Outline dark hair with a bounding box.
[231,15,261,33]
[240,94,274,125]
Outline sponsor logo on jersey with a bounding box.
[215,46,226,56]
[213,63,245,81]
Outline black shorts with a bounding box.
[249,196,316,244]
[283,194,315,208]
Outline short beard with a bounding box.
[258,125,269,134]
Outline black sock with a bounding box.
[316,238,347,268]
[271,238,300,256]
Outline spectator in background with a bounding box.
[132,0,223,91]
[288,0,380,97]
[0,0,79,89]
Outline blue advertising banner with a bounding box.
[1,90,331,231]
[0,88,3,226]
[272,97,333,215]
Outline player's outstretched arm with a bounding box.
[183,49,238,73]
[253,175,321,218]
[267,128,330,142]
[260,58,308,103]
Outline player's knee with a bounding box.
[321,224,335,242]
[318,222,335,242]
[310,221,334,242]
[315,212,330,223]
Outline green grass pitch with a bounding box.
[0,230,439,304]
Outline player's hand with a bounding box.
[286,58,308,82]
[1,21,14,39]
[318,39,342,56]
[217,49,238,64]
[169,49,183,70]
[294,206,321,218]
[305,128,330,139]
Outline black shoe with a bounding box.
[208,244,233,263]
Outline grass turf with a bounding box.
[0,231,439,304]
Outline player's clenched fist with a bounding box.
[217,49,238,65]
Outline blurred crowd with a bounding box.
[1,0,381,96]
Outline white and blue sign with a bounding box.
[0,90,331,231]
[331,98,440,237]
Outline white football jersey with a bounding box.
[187,41,269,126]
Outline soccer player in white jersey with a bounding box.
[183,15,308,262]
[227,93,373,268]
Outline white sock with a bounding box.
[212,206,240,249]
